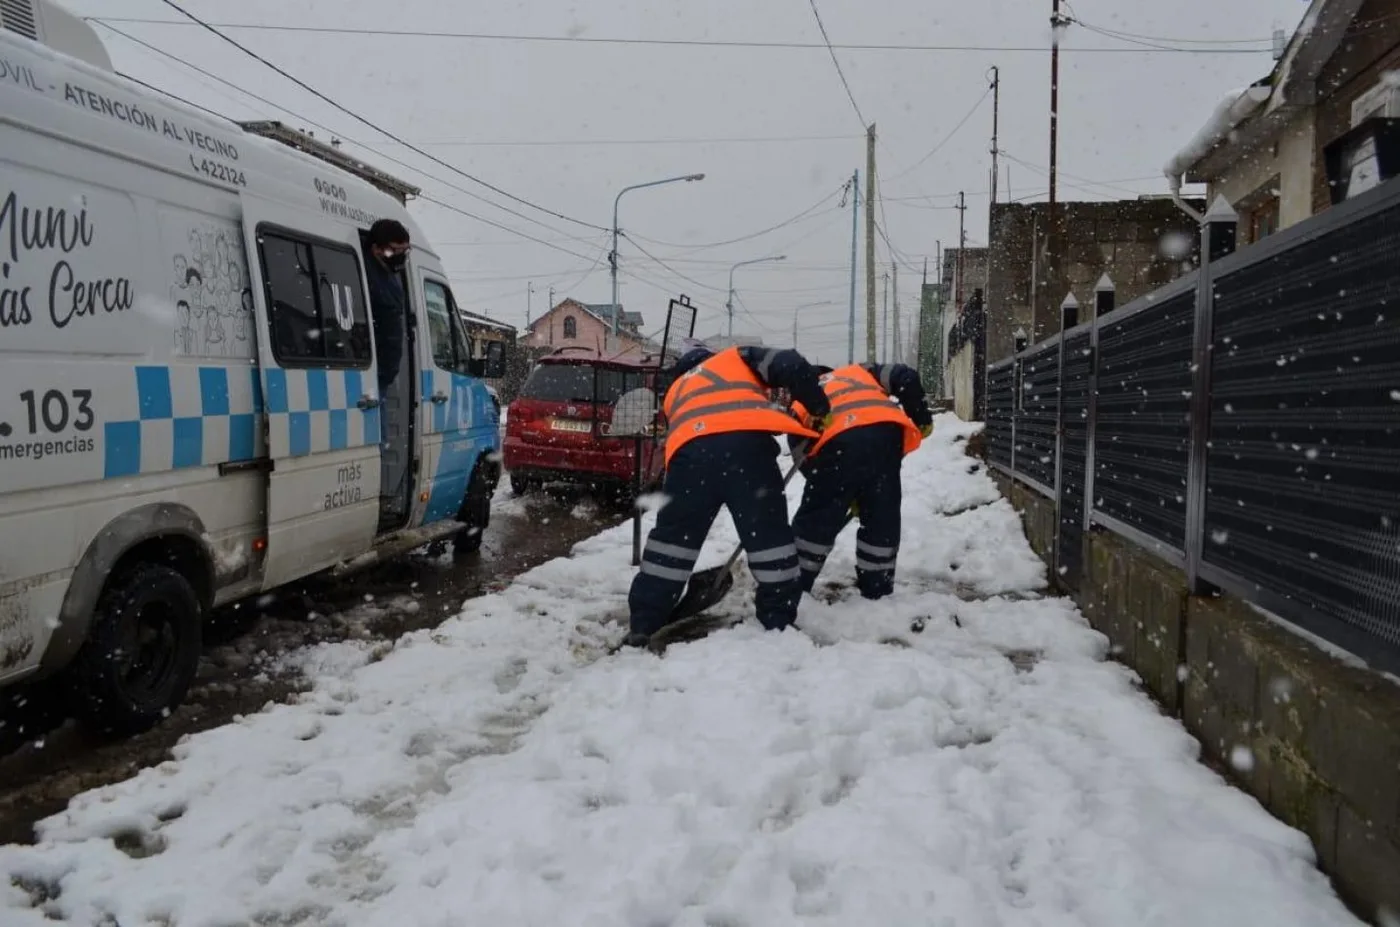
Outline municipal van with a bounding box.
[0,7,502,735]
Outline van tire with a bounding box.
[64,564,203,737]
[456,465,495,555]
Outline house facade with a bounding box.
[1176,0,1400,246]
[521,298,649,355]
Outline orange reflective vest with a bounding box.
[661,347,818,464]
[792,364,922,457]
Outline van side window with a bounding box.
[258,231,372,368]
[423,278,472,376]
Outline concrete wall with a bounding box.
[984,199,1204,363]
[990,469,1400,923]
[947,343,975,420]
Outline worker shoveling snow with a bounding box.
[0,415,1360,927]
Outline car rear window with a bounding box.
[519,364,634,404]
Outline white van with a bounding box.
[0,6,504,735]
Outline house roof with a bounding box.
[458,309,516,335]
[584,303,644,326]
[525,299,644,333]
[1174,0,1366,182]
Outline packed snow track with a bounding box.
[0,416,1360,926]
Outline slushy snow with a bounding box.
[0,415,1360,926]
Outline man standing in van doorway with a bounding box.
[364,219,412,395]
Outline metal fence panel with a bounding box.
[986,361,1015,470]
[1056,331,1093,588]
[1093,289,1195,549]
[1205,199,1400,656]
[1014,341,1060,492]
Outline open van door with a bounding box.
[241,199,381,587]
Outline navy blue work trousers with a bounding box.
[628,431,801,637]
[790,422,904,599]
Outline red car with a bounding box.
[503,348,667,499]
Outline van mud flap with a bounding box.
[329,520,467,578]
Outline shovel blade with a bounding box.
[669,563,736,622]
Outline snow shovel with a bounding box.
[666,445,810,623]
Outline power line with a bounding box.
[620,234,728,294]
[95,20,604,252]
[884,87,991,184]
[806,0,868,127]
[625,186,845,251]
[96,26,636,306]
[414,133,862,147]
[95,17,1274,54]
[147,2,607,232]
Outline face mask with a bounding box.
[383,250,408,271]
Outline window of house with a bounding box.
[422,278,473,376]
[258,230,371,367]
[1249,198,1280,242]
[563,315,578,338]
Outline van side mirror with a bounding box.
[483,343,507,379]
[466,357,486,378]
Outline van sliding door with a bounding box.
[240,200,380,587]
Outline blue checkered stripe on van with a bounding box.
[421,369,493,435]
[262,368,381,459]
[103,365,266,479]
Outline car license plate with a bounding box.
[550,418,592,433]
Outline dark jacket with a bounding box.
[787,362,932,465]
[365,255,407,389]
[669,346,831,422]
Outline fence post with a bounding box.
[1084,312,1100,531]
[1185,195,1238,593]
[1095,274,1115,317]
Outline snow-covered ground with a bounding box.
[0,415,1361,926]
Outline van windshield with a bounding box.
[519,364,631,404]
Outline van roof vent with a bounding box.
[0,0,40,40]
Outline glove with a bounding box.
[847,501,859,519]
[815,413,834,432]
[920,423,934,438]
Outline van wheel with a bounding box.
[65,564,203,737]
[456,465,495,555]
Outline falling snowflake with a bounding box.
[1229,745,1255,773]
[1211,528,1230,545]
[1304,448,1319,460]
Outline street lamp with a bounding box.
[610,173,706,346]
[791,299,836,351]
[727,255,787,338]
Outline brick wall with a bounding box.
[1312,0,1400,214]
[984,199,1204,362]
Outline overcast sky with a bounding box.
[66,0,1307,364]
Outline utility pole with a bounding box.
[881,271,890,362]
[526,280,534,326]
[1050,0,1064,211]
[988,66,1001,207]
[847,169,859,364]
[1049,0,1069,339]
[892,261,900,363]
[987,66,1001,313]
[865,123,878,363]
[917,256,928,374]
[955,192,967,310]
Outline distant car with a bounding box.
[503,348,666,499]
